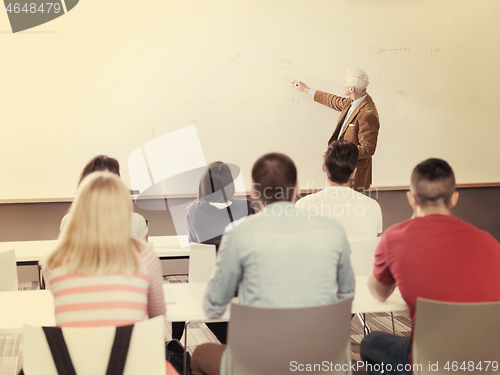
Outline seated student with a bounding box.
[360,159,500,375]
[44,172,178,374]
[186,161,254,249]
[173,162,254,344]
[296,140,382,241]
[60,155,148,240]
[190,153,355,375]
[45,172,166,326]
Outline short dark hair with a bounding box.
[324,140,359,184]
[79,155,120,185]
[411,158,456,208]
[251,153,297,205]
[199,162,235,203]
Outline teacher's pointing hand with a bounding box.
[290,80,310,93]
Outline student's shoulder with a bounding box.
[456,218,500,246]
[351,189,378,202]
[295,192,324,209]
[352,190,382,210]
[186,200,204,210]
[186,200,210,217]
[383,217,414,234]
[382,216,448,241]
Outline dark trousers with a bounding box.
[360,331,411,375]
[172,322,228,344]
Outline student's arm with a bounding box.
[368,272,396,302]
[187,225,196,244]
[186,209,197,243]
[376,202,383,236]
[203,231,242,318]
[336,228,356,299]
[141,245,166,318]
[369,233,396,302]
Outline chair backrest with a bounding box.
[188,243,216,283]
[0,249,18,291]
[23,316,166,375]
[349,237,380,277]
[226,297,354,375]
[413,298,500,375]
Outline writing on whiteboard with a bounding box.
[378,47,411,54]
[274,58,294,68]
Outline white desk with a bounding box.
[150,235,191,258]
[149,235,189,249]
[0,290,55,331]
[149,236,192,277]
[0,277,404,333]
[0,237,191,263]
[352,276,406,314]
[1,236,189,269]
[1,236,192,286]
[1,240,58,288]
[0,240,57,264]
[163,276,407,323]
[164,283,233,323]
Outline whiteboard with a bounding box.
[1,0,500,201]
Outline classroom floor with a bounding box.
[0,278,411,375]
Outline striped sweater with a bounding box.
[44,245,165,327]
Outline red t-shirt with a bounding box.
[374,214,500,331]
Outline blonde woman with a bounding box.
[45,172,165,327]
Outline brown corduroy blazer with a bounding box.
[314,91,380,191]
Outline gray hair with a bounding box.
[344,67,369,94]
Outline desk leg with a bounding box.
[356,313,371,336]
[391,312,395,335]
[183,321,189,375]
[38,264,46,290]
